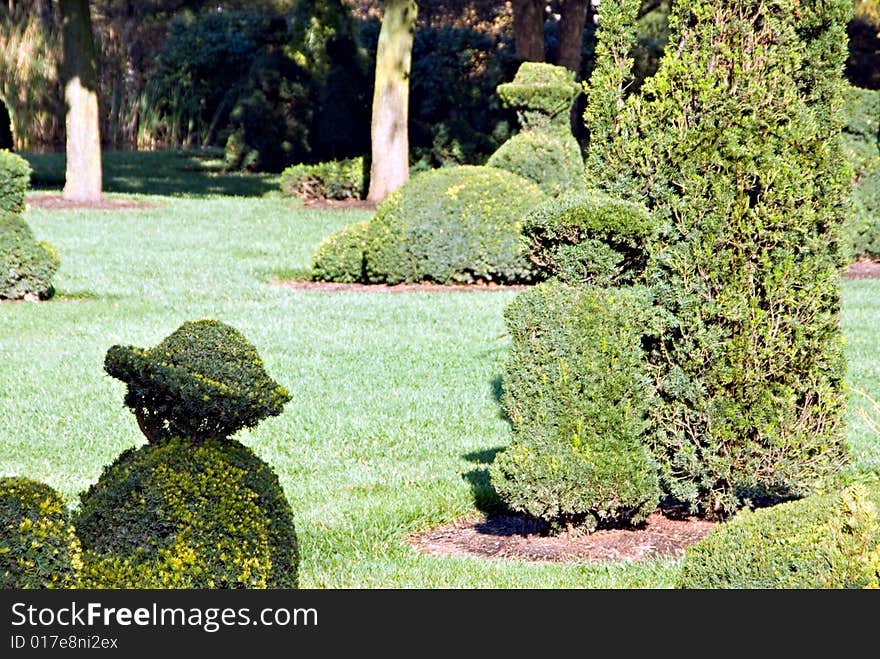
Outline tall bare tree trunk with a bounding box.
[511,0,546,62]
[367,0,417,203]
[556,0,590,73]
[61,0,101,202]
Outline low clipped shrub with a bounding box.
[364,165,545,285]
[75,437,299,588]
[1,211,59,300]
[279,156,366,201]
[0,149,30,213]
[311,220,370,283]
[842,85,880,260]
[677,476,880,589]
[0,476,81,589]
[522,189,657,285]
[486,130,584,197]
[104,319,291,443]
[490,282,661,531]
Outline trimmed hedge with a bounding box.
[490,282,661,531]
[279,156,366,201]
[75,437,299,588]
[677,476,880,589]
[1,211,59,300]
[0,149,30,213]
[496,62,581,131]
[364,165,545,285]
[0,476,81,589]
[486,130,584,197]
[104,319,291,443]
[522,189,657,285]
[842,85,880,260]
[585,0,852,516]
[311,220,370,283]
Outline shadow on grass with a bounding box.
[462,447,505,513]
[22,149,280,198]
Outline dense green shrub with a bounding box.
[75,437,298,589]
[522,189,657,286]
[279,157,366,201]
[311,220,371,283]
[486,130,584,197]
[104,319,291,443]
[364,165,545,285]
[585,0,853,517]
[496,62,581,131]
[841,85,880,260]
[0,149,30,213]
[1,211,59,300]
[677,476,880,588]
[0,477,81,589]
[490,282,661,531]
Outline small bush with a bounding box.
[364,165,545,285]
[677,476,880,589]
[486,130,584,197]
[1,211,59,300]
[280,157,366,201]
[311,220,370,283]
[0,149,31,213]
[490,282,661,531]
[496,62,581,131]
[0,476,81,589]
[842,85,880,260]
[522,189,657,286]
[75,437,298,588]
[104,319,291,443]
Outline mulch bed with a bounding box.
[844,258,880,280]
[25,193,158,211]
[269,279,529,294]
[408,507,717,564]
[296,199,378,211]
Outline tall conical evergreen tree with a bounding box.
[585,0,854,517]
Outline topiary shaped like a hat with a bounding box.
[105,318,291,443]
[496,62,581,130]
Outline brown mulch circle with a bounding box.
[25,194,157,211]
[269,279,530,293]
[409,509,718,564]
[295,198,378,211]
[844,258,880,280]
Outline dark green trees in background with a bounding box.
[586,0,853,517]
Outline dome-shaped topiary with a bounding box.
[75,437,299,588]
[104,319,291,443]
[311,220,371,283]
[0,149,31,214]
[364,165,545,285]
[0,476,81,588]
[1,212,59,301]
[486,130,584,197]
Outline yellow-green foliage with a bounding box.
[0,149,30,213]
[0,477,81,589]
[104,319,291,443]
[279,156,366,201]
[364,165,545,285]
[75,437,299,589]
[311,220,370,283]
[677,476,880,589]
[496,62,581,130]
[486,130,584,197]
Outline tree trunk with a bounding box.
[511,0,546,62]
[61,0,102,202]
[556,0,590,73]
[367,0,417,203]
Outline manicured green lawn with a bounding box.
[2,154,878,587]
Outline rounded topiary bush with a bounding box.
[365,165,545,285]
[104,319,291,443]
[311,220,370,283]
[0,149,31,214]
[0,476,81,589]
[75,437,299,588]
[280,157,366,202]
[677,476,880,589]
[1,212,59,300]
[522,189,657,285]
[490,281,661,532]
[486,130,584,197]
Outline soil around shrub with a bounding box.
[270,279,530,293]
[845,258,880,280]
[25,194,158,211]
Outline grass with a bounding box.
[2,152,879,587]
